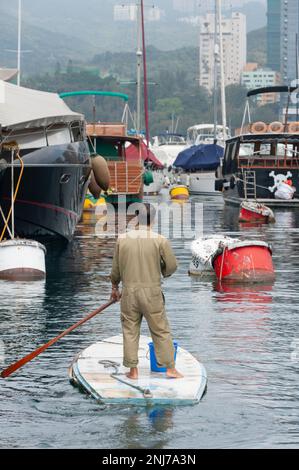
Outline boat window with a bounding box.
[259,143,271,156]
[239,143,254,156]
[71,121,84,142]
[277,143,294,157]
[223,142,237,173]
[47,127,71,146]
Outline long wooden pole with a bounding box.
[1,300,116,378]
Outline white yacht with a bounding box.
[178,124,230,196]
[150,133,187,168]
[187,124,230,148]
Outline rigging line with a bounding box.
[0,206,13,239]
[0,147,24,242]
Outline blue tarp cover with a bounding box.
[173,144,224,171]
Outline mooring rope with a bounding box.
[0,145,25,242]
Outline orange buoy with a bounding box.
[250,122,268,134]
[268,121,284,133]
[288,122,299,134]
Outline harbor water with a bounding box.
[1,192,299,449]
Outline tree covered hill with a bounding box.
[1,1,267,76]
[0,5,97,74]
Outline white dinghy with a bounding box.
[70,335,207,406]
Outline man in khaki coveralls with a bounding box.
[110,204,183,380]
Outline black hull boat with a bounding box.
[221,168,299,208]
[215,86,299,207]
[0,143,90,240]
[0,81,91,241]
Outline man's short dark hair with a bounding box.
[136,203,156,226]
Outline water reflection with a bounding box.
[214,281,274,314]
[116,407,174,449]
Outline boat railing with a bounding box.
[107,161,143,194]
[238,152,299,169]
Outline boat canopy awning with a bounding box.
[247,86,299,98]
[174,144,224,171]
[126,140,164,168]
[0,80,83,131]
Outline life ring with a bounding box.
[92,155,110,191]
[268,121,284,133]
[288,122,299,134]
[250,122,268,134]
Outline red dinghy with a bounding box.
[212,241,275,283]
[239,201,275,224]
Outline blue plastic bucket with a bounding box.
[148,341,178,373]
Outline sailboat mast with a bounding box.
[136,2,142,135]
[140,0,150,154]
[296,33,299,121]
[17,0,22,86]
[217,0,227,140]
[213,0,219,142]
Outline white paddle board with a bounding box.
[70,335,207,406]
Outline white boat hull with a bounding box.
[183,172,219,195]
[150,145,186,168]
[0,240,46,280]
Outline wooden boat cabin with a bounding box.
[60,91,144,206]
[86,122,143,205]
[216,86,299,206]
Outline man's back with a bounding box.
[111,228,177,288]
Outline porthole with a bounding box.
[79,175,87,186]
[60,174,71,184]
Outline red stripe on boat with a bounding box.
[2,197,78,219]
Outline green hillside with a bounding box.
[0,6,96,75]
[247,27,267,66]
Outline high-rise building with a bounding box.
[199,12,247,92]
[281,1,299,84]
[267,0,299,83]
[267,0,281,72]
[241,63,281,105]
